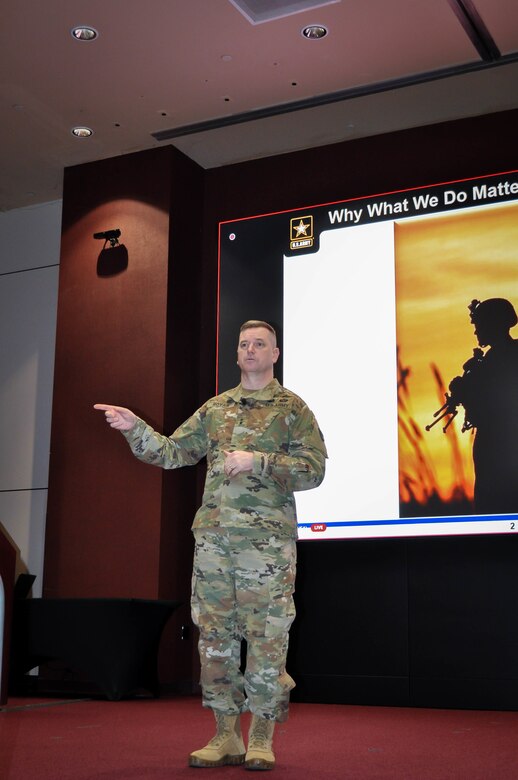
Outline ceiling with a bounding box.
[1,0,518,212]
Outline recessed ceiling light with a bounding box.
[71,26,98,42]
[71,126,93,138]
[301,24,328,39]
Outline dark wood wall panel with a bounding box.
[46,148,169,600]
[46,145,205,687]
[47,148,172,600]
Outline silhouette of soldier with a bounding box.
[449,298,518,514]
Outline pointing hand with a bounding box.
[94,404,137,431]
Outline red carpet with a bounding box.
[1,694,518,779]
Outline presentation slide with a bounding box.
[218,170,518,539]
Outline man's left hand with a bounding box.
[224,450,254,477]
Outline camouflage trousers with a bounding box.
[191,528,297,723]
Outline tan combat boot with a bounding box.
[189,711,245,768]
[244,714,276,771]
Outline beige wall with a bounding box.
[0,201,62,596]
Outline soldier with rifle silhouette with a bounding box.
[427,298,518,514]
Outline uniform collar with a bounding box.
[227,378,280,402]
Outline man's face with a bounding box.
[236,327,280,376]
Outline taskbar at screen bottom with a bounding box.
[297,513,518,540]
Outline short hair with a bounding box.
[239,320,277,345]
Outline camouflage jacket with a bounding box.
[122,379,327,538]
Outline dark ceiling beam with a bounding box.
[152,53,518,142]
[447,0,501,62]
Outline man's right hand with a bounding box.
[94,404,137,431]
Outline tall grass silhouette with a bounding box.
[398,347,474,517]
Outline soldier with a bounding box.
[449,299,518,514]
[94,320,327,770]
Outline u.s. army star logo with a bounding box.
[290,215,314,250]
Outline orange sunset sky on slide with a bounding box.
[395,201,518,507]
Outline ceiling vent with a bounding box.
[228,0,340,25]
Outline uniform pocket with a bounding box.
[265,603,296,638]
[264,546,297,638]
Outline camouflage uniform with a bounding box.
[122,378,327,721]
